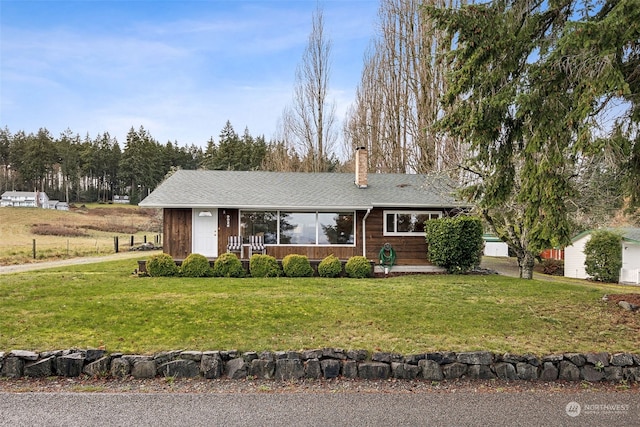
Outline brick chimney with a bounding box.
[355,146,368,188]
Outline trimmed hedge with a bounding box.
[345,256,371,278]
[424,216,483,274]
[282,254,314,277]
[584,230,622,283]
[213,252,245,278]
[318,254,342,278]
[180,253,213,277]
[249,254,282,277]
[146,253,179,277]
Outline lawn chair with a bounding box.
[227,235,242,257]
[248,235,265,257]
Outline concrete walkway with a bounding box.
[0,250,160,275]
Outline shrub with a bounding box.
[318,254,342,278]
[146,253,179,277]
[180,253,213,277]
[345,256,371,278]
[424,216,484,274]
[282,254,314,277]
[539,259,564,276]
[249,254,281,277]
[584,230,622,283]
[213,252,245,278]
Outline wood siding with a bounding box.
[164,207,446,265]
[163,209,192,259]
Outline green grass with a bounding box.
[1,258,638,355]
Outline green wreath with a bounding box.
[379,243,396,267]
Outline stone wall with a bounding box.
[1,349,639,382]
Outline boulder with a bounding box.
[131,360,157,379]
[160,359,199,378]
[563,353,586,367]
[342,360,358,379]
[110,358,130,377]
[56,353,85,377]
[85,349,106,363]
[358,362,390,380]
[249,359,275,379]
[493,363,517,381]
[604,366,623,382]
[610,353,634,367]
[201,352,223,379]
[419,359,444,381]
[516,363,538,380]
[467,364,496,380]
[225,358,248,380]
[2,357,24,378]
[320,359,341,379]
[24,357,54,378]
[539,362,558,381]
[275,359,304,380]
[442,363,467,379]
[558,361,580,381]
[304,359,322,379]
[426,352,456,364]
[585,353,609,367]
[346,350,368,362]
[457,351,493,365]
[322,348,346,360]
[372,352,402,363]
[391,362,420,380]
[10,350,39,361]
[180,351,203,362]
[83,356,111,377]
[581,365,604,382]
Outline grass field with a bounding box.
[1,258,638,355]
[0,205,161,265]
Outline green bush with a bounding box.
[345,256,371,278]
[318,254,343,278]
[146,253,179,277]
[584,230,622,283]
[249,254,281,277]
[213,252,245,278]
[282,254,314,277]
[424,216,484,274]
[180,253,213,277]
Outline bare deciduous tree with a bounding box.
[281,5,337,172]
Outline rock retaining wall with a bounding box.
[1,349,639,382]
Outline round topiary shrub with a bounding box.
[345,256,371,278]
[318,254,342,278]
[180,253,213,277]
[584,230,622,283]
[213,252,245,278]
[249,254,281,277]
[282,254,314,277]
[146,253,179,277]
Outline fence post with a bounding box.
[130,235,134,247]
[114,236,119,253]
[32,239,36,259]
[144,235,147,243]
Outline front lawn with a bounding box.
[0,259,638,355]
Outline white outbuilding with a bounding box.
[483,233,509,257]
[564,228,640,284]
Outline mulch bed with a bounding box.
[606,293,640,307]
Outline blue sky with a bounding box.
[0,0,379,147]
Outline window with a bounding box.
[240,210,355,245]
[384,211,442,236]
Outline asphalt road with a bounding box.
[0,391,637,427]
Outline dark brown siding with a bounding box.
[364,208,442,266]
[218,209,240,255]
[163,208,192,259]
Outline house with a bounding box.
[139,148,469,270]
[564,228,640,284]
[483,233,509,257]
[113,195,130,204]
[0,191,49,208]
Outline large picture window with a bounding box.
[240,210,354,245]
[384,211,442,236]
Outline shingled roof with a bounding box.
[139,170,467,210]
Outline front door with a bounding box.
[192,209,218,257]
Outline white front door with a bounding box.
[192,209,218,257]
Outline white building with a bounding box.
[483,234,509,257]
[564,228,640,284]
[0,191,50,208]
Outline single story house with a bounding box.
[482,234,509,257]
[564,227,640,284]
[139,148,469,269]
[0,191,49,208]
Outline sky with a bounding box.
[0,0,380,147]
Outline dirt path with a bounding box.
[0,250,159,275]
